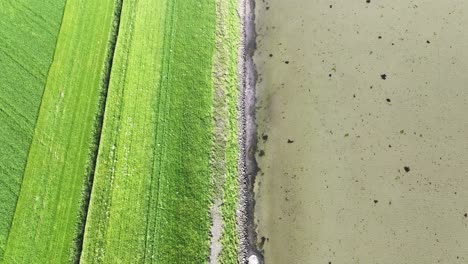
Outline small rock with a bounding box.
[248,255,259,264]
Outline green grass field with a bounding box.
[2,0,121,262]
[0,0,243,263]
[82,0,242,262]
[0,0,66,260]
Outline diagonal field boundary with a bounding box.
[2,0,122,262]
[0,0,66,260]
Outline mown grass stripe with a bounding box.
[143,0,174,260]
[2,0,122,262]
[0,0,66,260]
[75,0,124,259]
[81,0,169,262]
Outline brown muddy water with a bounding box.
[253,0,468,263]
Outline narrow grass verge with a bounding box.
[210,0,243,263]
[2,0,122,262]
[219,1,243,261]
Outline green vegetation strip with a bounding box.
[2,0,121,262]
[82,0,242,262]
[0,0,66,259]
[210,0,243,262]
[217,0,242,262]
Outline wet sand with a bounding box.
[253,1,468,263]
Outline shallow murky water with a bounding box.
[253,1,468,263]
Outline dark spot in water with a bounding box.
[330,5,333,8]
[381,74,387,80]
[464,213,467,218]
[366,0,371,3]
[329,73,332,77]
[259,236,267,249]
[386,98,391,102]
[388,144,392,148]
[266,6,270,10]
[259,150,265,157]
[262,134,268,141]
[404,166,410,172]
[374,199,379,204]
[287,139,294,143]
[426,40,431,44]
[284,61,290,64]
[353,94,356,98]
[269,54,273,57]
[392,43,395,46]
[378,36,382,39]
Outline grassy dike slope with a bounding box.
[212,0,243,262]
[0,0,66,259]
[81,0,242,262]
[2,0,121,262]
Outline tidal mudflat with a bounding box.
[253,1,468,263]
